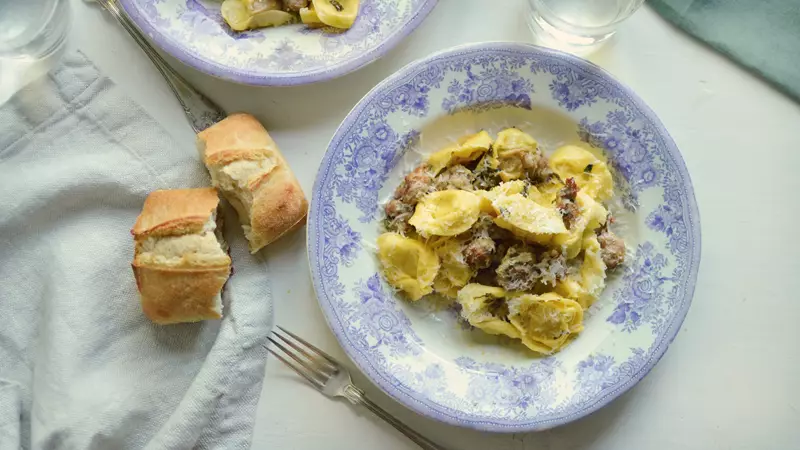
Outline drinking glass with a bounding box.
[0,0,71,105]
[528,0,644,55]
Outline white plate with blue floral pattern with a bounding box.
[308,42,701,432]
[119,0,437,85]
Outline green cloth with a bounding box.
[649,0,800,102]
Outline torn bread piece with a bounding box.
[197,113,308,253]
[131,188,231,325]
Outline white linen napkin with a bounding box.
[0,51,273,450]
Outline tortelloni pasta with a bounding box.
[222,0,361,32]
[478,180,568,245]
[490,191,566,243]
[549,145,614,201]
[556,234,608,308]
[492,128,549,183]
[430,237,474,298]
[427,131,493,175]
[221,1,294,31]
[376,233,439,301]
[457,285,584,354]
[378,128,627,355]
[507,293,584,354]
[409,190,487,237]
[552,191,608,259]
[307,0,360,29]
[480,179,561,209]
[456,284,520,339]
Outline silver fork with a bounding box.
[268,326,449,450]
[93,0,226,132]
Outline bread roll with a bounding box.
[131,188,231,324]
[197,113,308,253]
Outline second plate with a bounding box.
[119,0,437,85]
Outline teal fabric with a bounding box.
[649,0,800,102]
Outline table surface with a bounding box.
[71,0,800,448]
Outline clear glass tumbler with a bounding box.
[0,0,71,105]
[528,0,644,55]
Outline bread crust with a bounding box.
[250,165,310,249]
[197,113,308,253]
[132,264,228,324]
[197,113,277,166]
[131,188,220,239]
[131,188,231,324]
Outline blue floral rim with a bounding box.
[118,0,438,86]
[307,42,701,432]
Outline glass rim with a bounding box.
[531,0,645,30]
[0,0,70,56]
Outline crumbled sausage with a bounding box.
[384,199,404,217]
[597,228,625,269]
[496,246,538,291]
[521,150,553,184]
[557,177,580,229]
[394,164,435,205]
[384,199,414,234]
[496,147,552,183]
[463,215,515,271]
[463,215,495,270]
[535,249,568,286]
[383,165,436,234]
[496,246,568,291]
[558,200,581,229]
[464,235,495,270]
[561,177,579,201]
[435,165,475,191]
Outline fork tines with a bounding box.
[267,326,340,389]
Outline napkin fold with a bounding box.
[650,0,800,102]
[0,51,272,449]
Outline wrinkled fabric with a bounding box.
[650,0,800,102]
[0,51,272,450]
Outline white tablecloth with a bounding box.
[0,51,272,450]
[69,0,800,448]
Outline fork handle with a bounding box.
[96,0,226,132]
[343,385,449,450]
